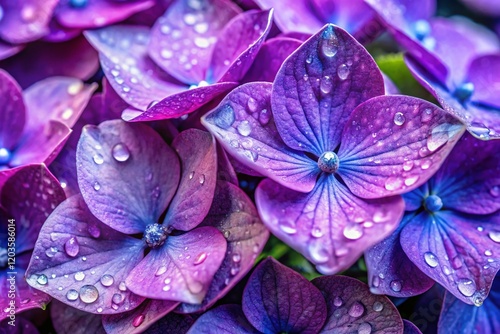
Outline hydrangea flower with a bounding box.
[202,24,464,274]
[84,0,273,122]
[0,164,65,321]
[188,257,406,333]
[365,133,500,305]
[0,69,96,171]
[26,121,267,333]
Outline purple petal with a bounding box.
[126,226,227,304]
[44,19,82,42]
[430,133,500,215]
[256,176,404,274]
[84,26,186,111]
[202,82,320,193]
[337,95,465,199]
[272,24,384,155]
[383,73,400,95]
[0,69,25,151]
[23,77,97,130]
[0,316,39,333]
[124,82,238,122]
[242,37,302,83]
[77,120,180,234]
[365,213,435,297]
[187,304,259,334]
[213,9,273,83]
[138,312,194,334]
[0,36,99,89]
[460,0,500,16]
[177,180,269,313]
[313,275,404,333]
[466,55,500,110]
[164,129,217,231]
[243,258,327,333]
[51,300,105,334]
[216,145,239,185]
[102,299,178,334]
[400,210,500,305]
[0,0,58,43]
[403,320,423,334]
[26,195,146,314]
[148,0,240,84]
[55,0,155,29]
[0,39,23,61]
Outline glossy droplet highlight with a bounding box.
[321,27,339,57]
[45,247,58,258]
[112,293,124,304]
[333,296,342,307]
[393,112,405,126]
[93,181,101,191]
[489,230,500,243]
[232,253,241,263]
[372,301,383,312]
[348,301,364,317]
[133,314,145,327]
[337,64,349,80]
[188,281,203,294]
[74,271,85,281]
[36,274,48,285]
[247,97,257,112]
[424,252,438,268]
[0,148,12,165]
[112,143,131,162]
[390,280,402,292]
[93,153,104,165]
[211,104,235,129]
[320,76,333,94]
[358,322,372,334]
[237,121,252,136]
[155,266,167,276]
[343,223,363,240]
[318,151,339,173]
[64,237,80,257]
[100,274,114,287]
[66,289,79,301]
[454,82,474,102]
[194,252,207,265]
[457,278,476,297]
[279,220,297,235]
[79,285,99,303]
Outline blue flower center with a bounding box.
[69,0,88,8]
[413,20,431,41]
[0,148,12,165]
[424,194,443,212]
[318,151,340,173]
[453,82,474,103]
[143,224,168,248]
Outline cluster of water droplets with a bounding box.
[329,296,386,334]
[92,142,132,192]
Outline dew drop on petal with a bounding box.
[384,177,403,191]
[348,301,364,318]
[194,252,207,265]
[308,241,330,264]
[100,274,114,287]
[119,281,127,291]
[93,153,104,165]
[421,108,433,122]
[79,285,99,303]
[358,322,372,334]
[45,247,58,258]
[485,250,492,256]
[311,227,324,238]
[66,289,79,301]
[424,252,438,268]
[457,278,476,297]
[488,230,500,243]
[88,225,101,238]
[259,109,271,125]
[372,301,383,312]
[372,276,380,288]
[237,121,252,136]
[199,174,205,184]
[36,274,48,285]
[247,97,257,112]
[279,220,297,235]
[232,253,241,263]
[320,76,333,94]
[320,28,339,57]
[188,281,203,294]
[337,64,349,80]
[64,237,80,257]
[112,143,131,162]
[393,112,405,126]
[93,181,101,191]
[443,265,451,275]
[112,293,124,304]
[390,280,402,292]
[333,296,342,307]
[74,271,85,281]
[343,223,363,240]
[132,314,145,327]
[155,266,167,276]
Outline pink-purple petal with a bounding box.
[77,120,180,234]
[148,0,240,84]
[0,69,25,151]
[0,40,23,61]
[186,304,259,334]
[243,258,327,334]
[256,175,404,274]
[125,227,226,304]
[26,195,146,314]
[338,95,465,199]
[164,129,217,231]
[313,275,404,334]
[272,24,384,155]
[201,82,320,193]
[466,54,500,110]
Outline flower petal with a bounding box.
[272,24,384,155]
[242,258,327,334]
[134,312,194,334]
[187,304,259,334]
[148,0,240,84]
[0,40,23,61]
[400,210,500,305]
[466,54,500,110]
[51,300,105,334]
[125,226,226,304]
[403,320,423,334]
[177,180,269,313]
[77,120,180,234]
[255,175,404,274]
[84,26,186,111]
[0,69,25,151]
[26,195,146,314]
[164,129,217,231]
[312,275,404,333]
[213,9,273,83]
[337,95,465,199]
[202,82,319,193]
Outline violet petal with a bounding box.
[466,54,500,110]
[0,69,25,151]
[272,24,384,155]
[0,40,23,61]
[186,304,259,334]
[403,320,423,334]
[51,299,105,334]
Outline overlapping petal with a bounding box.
[466,55,500,110]
[0,69,25,151]
[51,300,106,334]
[186,304,259,334]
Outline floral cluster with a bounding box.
[0,0,499,333]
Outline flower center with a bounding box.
[143,223,169,248]
[0,147,12,165]
[70,0,88,8]
[424,194,443,212]
[453,82,474,103]
[318,151,340,173]
[0,247,7,269]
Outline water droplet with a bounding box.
[112,143,131,162]
[61,108,74,120]
[372,301,383,312]
[337,64,349,80]
[194,252,207,265]
[343,223,363,240]
[45,247,58,258]
[311,227,324,238]
[279,220,297,234]
[237,121,252,136]
[390,280,402,292]
[490,186,500,197]
[247,98,257,112]
[79,285,99,303]
[119,281,127,291]
[133,314,145,327]
[488,230,500,243]
[320,75,333,94]
[223,230,230,238]
[230,266,240,276]
[484,250,492,256]
[232,253,241,263]
[112,293,124,304]
[477,226,484,232]
[100,274,114,287]
[66,289,79,301]
[308,241,329,263]
[211,104,235,129]
[384,177,403,191]
[404,176,419,187]
[194,37,210,48]
[393,112,405,126]
[74,271,85,281]
[199,174,205,184]
[259,109,271,125]
[443,265,451,275]
[88,225,101,238]
[194,22,208,34]
[372,275,380,288]
[155,266,167,276]
[320,27,339,57]
[358,322,372,334]
[64,237,80,257]
[333,296,342,307]
[93,153,104,165]
[413,19,431,40]
[424,252,438,268]
[348,301,364,317]
[93,181,101,191]
[457,278,476,297]
[421,108,433,122]
[36,274,48,285]
[188,281,203,294]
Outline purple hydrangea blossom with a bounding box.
[84,0,273,122]
[202,24,465,274]
[0,69,96,171]
[187,257,406,333]
[365,133,500,305]
[0,164,65,321]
